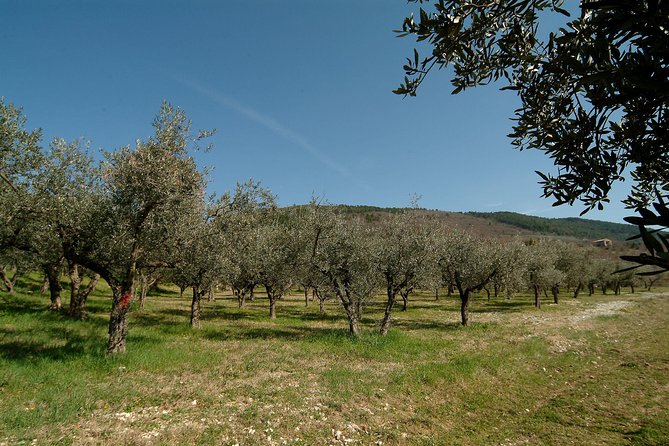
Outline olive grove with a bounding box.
[0,97,645,354]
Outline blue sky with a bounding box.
[1,0,633,223]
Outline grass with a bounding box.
[0,280,668,445]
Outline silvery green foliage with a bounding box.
[437,230,499,295]
[0,98,42,191]
[255,215,305,318]
[0,99,43,253]
[31,139,99,259]
[553,242,595,293]
[588,257,618,294]
[67,102,208,283]
[526,240,563,289]
[170,201,229,296]
[436,230,500,325]
[376,211,439,294]
[376,210,439,333]
[219,180,277,302]
[491,239,530,298]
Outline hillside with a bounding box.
[469,211,637,241]
[332,205,637,242]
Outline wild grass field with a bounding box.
[1,278,668,445]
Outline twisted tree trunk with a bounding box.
[0,267,16,294]
[107,280,134,354]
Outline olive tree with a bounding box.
[490,239,529,300]
[0,99,43,294]
[526,240,564,308]
[221,181,276,308]
[255,218,302,320]
[64,102,210,354]
[308,205,380,336]
[437,231,500,326]
[31,138,101,316]
[169,201,229,328]
[376,211,438,335]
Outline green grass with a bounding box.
[1,281,668,445]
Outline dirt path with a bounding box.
[478,291,667,328]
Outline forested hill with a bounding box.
[468,211,637,241]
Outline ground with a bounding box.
[1,282,667,445]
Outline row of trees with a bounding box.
[0,99,642,355]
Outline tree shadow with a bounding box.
[473,300,531,314]
[0,325,106,361]
[202,324,344,342]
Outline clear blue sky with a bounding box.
[1,0,633,223]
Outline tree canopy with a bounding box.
[395,0,669,214]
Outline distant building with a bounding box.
[592,238,612,248]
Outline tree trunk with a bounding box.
[179,285,186,298]
[435,287,439,301]
[533,284,541,309]
[338,292,361,337]
[551,285,559,304]
[314,288,325,313]
[269,295,277,319]
[45,259,64,311]
[265,285,278,319]
[139,281,148,310]
[379,289,397,336]
[494,284,499,298]
[401,292,408,312]
[630,284,635,293]
[447,283,453,297]
[460,290,471,326]
[71,272,100,319]
[208,287,214,302]
[304,288,309,307]
[68,262,83,318]
[0,267,15,294]
[348,314,360,336]
[588,283,595,296]
[249,287,255,301]
[573,283,582,299]
[190,286,204,328]
[484,286,491,302]
[107,280,134,354]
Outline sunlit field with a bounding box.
[1,277,668,446]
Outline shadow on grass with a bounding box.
[473,299,530,314]
[0,295,109,328]
[0,324,107,361]
[202,324,344,342]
